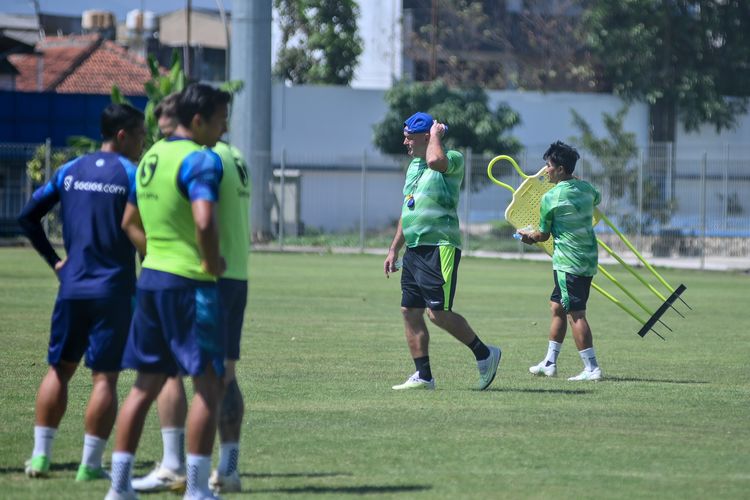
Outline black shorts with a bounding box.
[550,270,592,312]
[401,245,461,311]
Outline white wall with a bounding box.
[271,84,652,167]
[266,84,750,233]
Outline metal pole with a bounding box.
[722,143,728,233]
[184,0,192,80]
[229,0,273,241]
[43,138,51,235]
[637,149,643,253]
[462,148,472,255]
[214,0,230,81]
[279,148,286,249]
[359,150,367,252]
[700,152,707,270]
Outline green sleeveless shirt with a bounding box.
[213,142,250,280]
[136,139,215,282]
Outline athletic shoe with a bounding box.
[529,361,557,377]
[104,488,139,500]
[131,463,186,492]
[25,455,50,478]
[567,367,603,381]
[209,469,242,493]
[183,491,221,500]
[75,463,110,481]
[477,345,502,390]
[392,372,435,390]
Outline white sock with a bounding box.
[81,434,106,469]
[545,341,562,365]
[32,426,56,458]
[185,454,212,497]
[217,442,239,476]
[110,451,134,493]
[579,347,599,371]
[160,427,185,472]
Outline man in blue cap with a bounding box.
[383,112,502,391]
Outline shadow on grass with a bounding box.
[249,484,432,495]
[0,460,157,475]
[242,472,352,479]
[491,388,591,395]
[605,376,709,384]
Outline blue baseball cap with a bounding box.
[403,112,434,134]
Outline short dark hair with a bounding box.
[543,140,580,174]
[154,92,181,120]
[176,83,232,128]
[101,104,144,141]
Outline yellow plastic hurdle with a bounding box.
[487,155,689,339]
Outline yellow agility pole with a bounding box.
[487,155,688,339]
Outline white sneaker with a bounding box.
[131,463,186,492]
[392,372,435,390]
[567,367,603,381]
[209,469,242,493]
[105,488,139,500]
[529,361,557,377]
[183,491,221,500]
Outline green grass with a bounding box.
[0,248,748,499]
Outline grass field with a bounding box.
[0,248,748,499]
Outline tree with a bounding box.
[373,79,522,188]
[569,105,638,199]
[584,1,750,142]
[404,0,598,91]
[274,0,363,85]
[569,106,675,234]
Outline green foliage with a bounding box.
[273,0,363,85]
[569,106,676,230]
[373,80,522,162]
[569,105,638,199]
[584,1,750,134]
[110,51,242,151]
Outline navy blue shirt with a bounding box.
[18,151,138,299]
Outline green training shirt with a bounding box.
[401,150,463,248]
[213,142,250,281]
[539,178,601,277]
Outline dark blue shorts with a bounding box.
[48,295,133,372]
[551,270,593,312]
[401,245,461,311]
[122,285,224,377]
[218,278,248,360]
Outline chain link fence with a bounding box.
[2,141,748,270]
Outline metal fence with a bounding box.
[2,141,749,270]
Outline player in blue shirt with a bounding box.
[18,104,145,481]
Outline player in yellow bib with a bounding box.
[107,84,231,500]
[130,95,251,496]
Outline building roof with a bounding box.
[8,34,161,95]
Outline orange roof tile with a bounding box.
[8,34,162,95]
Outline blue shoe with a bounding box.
[477,345,501,390]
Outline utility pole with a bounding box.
[229,0,273,241]
[184,0,192,79]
